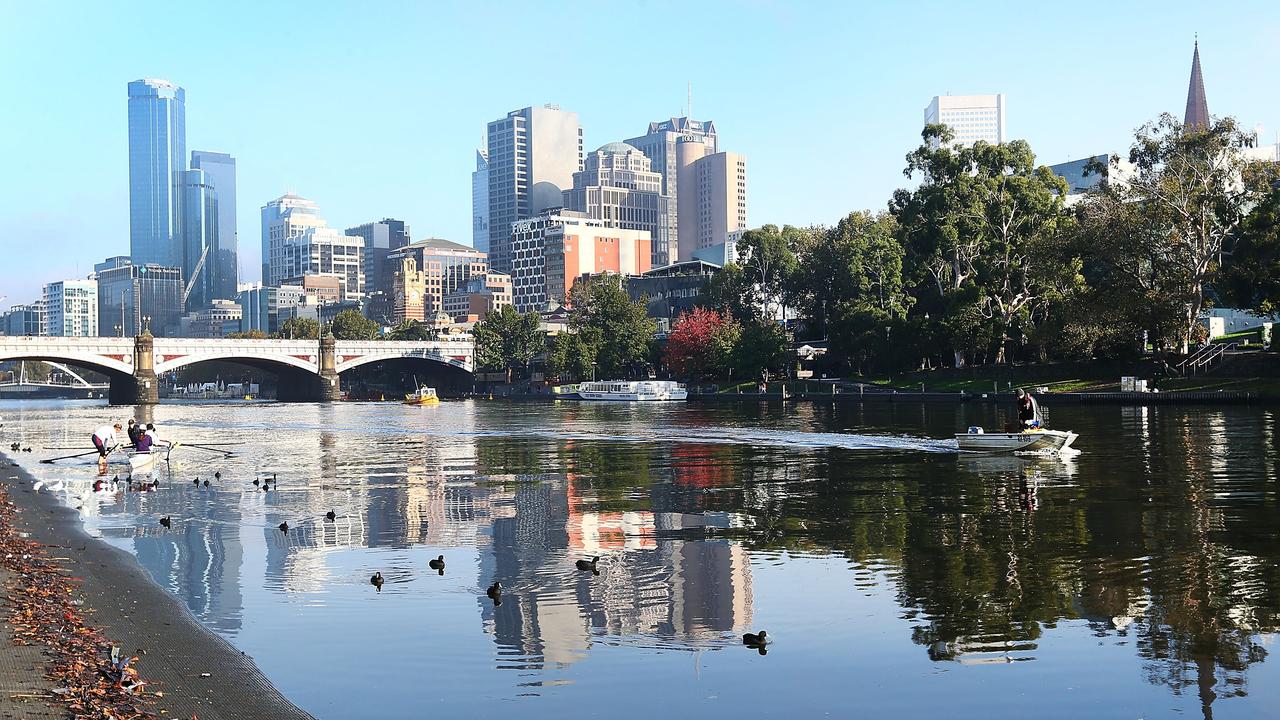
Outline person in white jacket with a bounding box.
[91,422,122,471]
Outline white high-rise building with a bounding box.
[924,94,1006,147]
[260,193,327,286]
[485,105,583,274]
[278,226,365,303]
[43,279,98,337]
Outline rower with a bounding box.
[144,423,168,450]
[135,429,154,454]
[91,422,122,471]
[126,419,144,447]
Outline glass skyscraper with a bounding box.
[128,79,187,268]
[191,151,239,300]
[181,169,219,310]
[95,256,185,337]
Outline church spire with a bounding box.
[1183,38,1209,130]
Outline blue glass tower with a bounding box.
[180,169,219,311]
[191,151,239,300]
[128,79,186,268]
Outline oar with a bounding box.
[177,442,244,447]
[183,443,236,456]
[40,443,122,464]
[40,449,100,464]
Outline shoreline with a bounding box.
[0,454,314,720]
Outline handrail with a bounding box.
[1175,342,1237,375]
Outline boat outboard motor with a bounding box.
[967,426,984,434]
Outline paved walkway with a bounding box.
[0,569,61,720]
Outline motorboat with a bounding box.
[404,386,440,405]
[955,426,1078,454]
[574,380,688,401]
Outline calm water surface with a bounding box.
[3,398,1279,719]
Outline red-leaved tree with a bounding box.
[665,307,739,379]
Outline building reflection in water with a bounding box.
[62,400,1280,720]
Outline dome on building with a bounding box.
[596,141,639,155]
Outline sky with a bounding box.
[2,0,1279,309]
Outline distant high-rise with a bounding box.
[924,94,1006,147]
[128,79,187,267]
[1184,40,1209,130]
[260,194,325,287]
[180,169,219,310]
[485,105,583,273]
[345,218,410,300]
[191,151,239,299]
[472,148,490,252]
[675,144,747,263]
[563,143,672,267]
[627,117,717,261]
[43,280,98,337]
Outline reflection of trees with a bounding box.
[466,408,1279,716]
[695,434,1276,716]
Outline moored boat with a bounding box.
[955,426,1078,454]
[574,380,688,402]
[404,386,440,405]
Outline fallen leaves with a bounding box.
[0,493,159,719]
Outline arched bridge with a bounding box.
[0,335,474,404]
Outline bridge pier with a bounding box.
[317,334,342,402]
[106,332,159,405]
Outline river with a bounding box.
[3,398,1278,719]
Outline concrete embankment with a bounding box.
[0,455,314,720]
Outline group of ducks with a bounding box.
[9,442,32,452]
[367,555,604,608]
[96,475,159,493]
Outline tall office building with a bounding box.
[627,117,717,261]
[95,256,185,337]
[485,105,583,273]
[260,193,326,286]
[563,143,671,267]
[472,148,490,252]
[128,79,187,268]
[924,94,1006,147]
[180,169,219,310]
[191,151,239,299]
[345,218,410,300]
[43,280,98,337]
[675,143,748,262]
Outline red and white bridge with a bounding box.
[0,336,474,403]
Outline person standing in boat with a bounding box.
[91,422,122,471]
[1015,388,1041,429]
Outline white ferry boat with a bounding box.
[575,380,688,402]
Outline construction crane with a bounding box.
[181,244,211,307]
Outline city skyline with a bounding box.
[3,2,1280,307]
